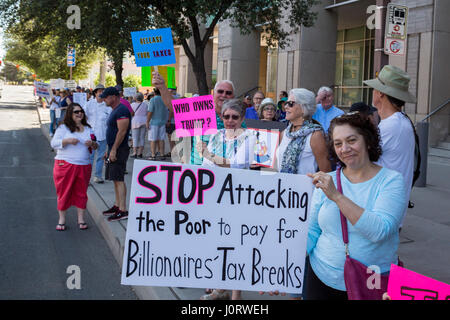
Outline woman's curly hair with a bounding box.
[328,112,382,167]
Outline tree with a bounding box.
[0,0,151,87]
[0,1,319,93]
[123,74,141,88]
[94,73,116,87]
[143,0,319,94]
[3,32,99,81]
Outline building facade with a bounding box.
[173,0,450,148]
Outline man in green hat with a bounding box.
[364,65,416,227]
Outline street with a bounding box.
[0,85,137,299]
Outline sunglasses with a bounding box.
[285,101,297,108]
[264,107,276,112]
[73,110,84,114]
[223,114,240,120]
[217,89,233,96]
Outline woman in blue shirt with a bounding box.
[305,112,406,300]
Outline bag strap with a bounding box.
[336,167,350,255]
[134,102,143,113]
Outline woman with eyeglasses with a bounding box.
[51,103,98,231]
[200,99,256,170]
[258,98,278,121]
[303,112,406,299]
[276,88,331,175]
[198,99,256,301]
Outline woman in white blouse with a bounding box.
[51,103,98,231]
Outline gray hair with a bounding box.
[221,99,245,118]
[289,88,317,119]
[134,92,144,102]
[214,80,235,95]
[317,86,334,96]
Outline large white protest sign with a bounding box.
[121,160,313,294]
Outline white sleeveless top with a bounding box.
[276,130,318,174]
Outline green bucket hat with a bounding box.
[364,65,416,103]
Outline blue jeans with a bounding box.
[49,110,57,135]
[90,140,108,178]
[58,109,66,125]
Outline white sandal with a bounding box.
[200,289,230,300]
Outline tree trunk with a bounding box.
[99,54,107,85]
[181,38,209,95]
[112,53,124,88]
[192,53,209,95]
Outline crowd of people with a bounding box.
[47,64,417,300]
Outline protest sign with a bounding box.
[73,92,87,108]
[121,160,313,294]
[151,66,176,89]
[34,81,52,99]
[141,66,176,89]
[50,78,65,89]
[131,28,176,67]
[124,87,137,98]
[64,80,77,90]
[388,264,450,300]
[172,95,217,137]
[249,129,280,168]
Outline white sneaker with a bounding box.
[93,177,104,184]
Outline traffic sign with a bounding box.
[385,38,406,56]
[385,3,408,40]
[384,4,409,56]
[67,45,76,67]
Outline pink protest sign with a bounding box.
[172,95,217,137]
[388,264,450,300]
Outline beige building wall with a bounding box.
[276,0,338,96]
[217,21,261,97]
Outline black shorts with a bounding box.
[166,123,176,134]
[105,146,129,181]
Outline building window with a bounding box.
[335,26,374,110]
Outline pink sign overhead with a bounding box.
[172,95,217,137]
[388,264,450,300]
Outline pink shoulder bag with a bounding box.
[336,167,402,300]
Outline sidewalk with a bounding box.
[37,104,450,299]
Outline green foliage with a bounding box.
[94,73,116,87]
[4,33,100,81]
[123,74,141,89]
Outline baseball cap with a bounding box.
[100,87,120,98]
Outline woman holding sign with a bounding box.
[200,99,256,170]
[198,99,256,300]
[51,103,98,231]
[305,112,406,299]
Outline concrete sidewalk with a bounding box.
[37,104,450,299]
